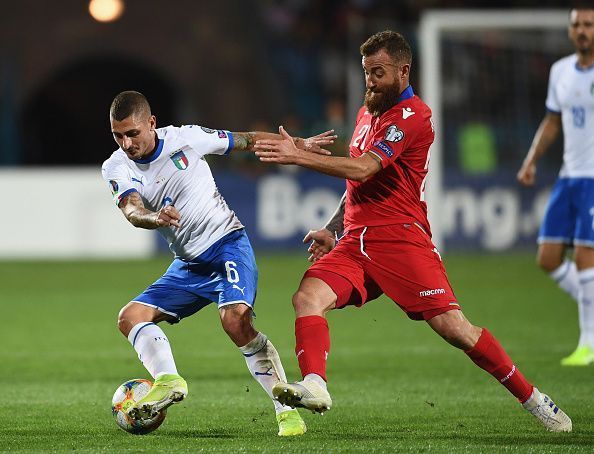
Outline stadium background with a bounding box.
[0,0,573,257]
[1,1,592,452]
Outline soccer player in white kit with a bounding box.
[518,7,594,366]
[102,91,335,436]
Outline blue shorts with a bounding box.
[132,229,258,322]
[538,178,594,247]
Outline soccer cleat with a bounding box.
[127,373,188,421]
[276,409,307,436]
[272,379,332,414]
[522,387,572,433]
[560,345,594,366]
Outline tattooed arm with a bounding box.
[302,191,346,262]
[120,192,181,229]
[324,191,346,235]
[231,129,336,154]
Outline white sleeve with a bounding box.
[179,125,233,158]
[545,63,560,114]
[101,157,138,206]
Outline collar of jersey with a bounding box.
[132,138,164,164]
[397,85,414,103]
[574,61,594,72]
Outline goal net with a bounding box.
[416,10,571,251]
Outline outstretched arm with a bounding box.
[254,126,381,182]
[231,130,336,154]
[303,191,346,262]
[517,112,561,186]
[119,192,181,229]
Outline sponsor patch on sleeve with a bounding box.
[217,130,227,138]
[385,125,404,142]
[109,180,119,194]
[372,140,394,158]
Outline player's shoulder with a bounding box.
[382,96,431,128]
[101,148,128,174]
[355,106,368,123]
[167,124,224,143]
[156,124,180,139]
[551,54,577,74]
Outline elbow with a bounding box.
[349,174,369,183]
[348,167,375,183]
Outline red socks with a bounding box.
[294,318,533,402]
[295,315,330,381]
[465,328,533,403]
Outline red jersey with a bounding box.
[344,86,434,234]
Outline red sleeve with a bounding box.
[364,108,420,169]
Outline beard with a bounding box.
[364,82,402,117]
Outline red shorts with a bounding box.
[304,223,459,320]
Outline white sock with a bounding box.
[550,259,580,302]
[239,332,292,414]
[127,322,178,379]
[305,373,327,390]
[577,268,594,348]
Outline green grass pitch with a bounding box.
[1,253,593,452]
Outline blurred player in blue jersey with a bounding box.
[518,7,594,366]
[102,90,335,436]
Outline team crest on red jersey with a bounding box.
[170,149,189,170]
[385,125,404,142]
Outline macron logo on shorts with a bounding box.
[419,288,446,297]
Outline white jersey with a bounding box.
[101,125,243,260]
[546,54,594,178]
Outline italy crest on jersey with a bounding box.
[170,149,189,170]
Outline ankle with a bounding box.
[305,373,327,390]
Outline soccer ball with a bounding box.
[111,379,167,435]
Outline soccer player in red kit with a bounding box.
[254,30,571,432]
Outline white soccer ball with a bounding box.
[111,379,166,435]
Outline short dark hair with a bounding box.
[569,2,594,13]
[110,91,151,121]
[360,31,412,66]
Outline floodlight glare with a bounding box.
[88,0,124,23]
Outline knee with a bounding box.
[117,306,132,337]
[292,288,327,315]
[536,248,563,273]
[292,289,309,311]
[117,303,158,337]
[220,304,255,343]
[536,255,559,273]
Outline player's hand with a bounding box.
[303,228,336,262]
[297,130,337,156]
[517,161,536,186]
[156,205,181,228]
[254,126,303,165]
